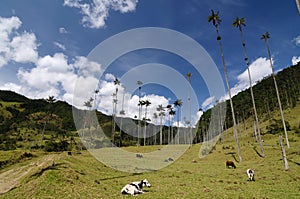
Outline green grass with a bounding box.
[1,103,300,198]
[1,136,300,198]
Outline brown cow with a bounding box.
[226,160,236,169]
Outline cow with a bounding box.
[121,179,151,196]
[246,169,255,181]
[226,160,236,169]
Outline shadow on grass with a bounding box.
[288,159,300,166]
[231,153,239,163]
[29,162,64,179]
[252,146,264,158]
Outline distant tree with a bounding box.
[169,108,176,144]
[119,86,126,146]
[174,99,183,144]
[83,97,93,142]
[137,80,143,146]
[152,112,158,145]
[208,10,242,162]
[233,17,265,157]
[157,104,165,145]
[143,99,151,146]
[40,96,56,146]
[186,72,193,144]
[112,78,120,145]
[166,104,173,144]
[93,89,99,110]
[261,32,290,148]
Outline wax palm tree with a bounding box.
[186,72,193,144]
[93,89,99,110]
[119,86,126,146]
[137,80,143,146]
[233,17,265,157]
[169,108,176,144]
[208,10,242,162]
[261,32,290,148]
[143,99,151,146]
[40,96,56,145]
[111,78,120,145]
[157,104,165,145]
[153,112,158,145]
[83,97,93,139]
[174,99,183,144]
[166,104,173,143]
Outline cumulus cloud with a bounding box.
[230,57,272,97]
[63,0,138,29]
[292,56,300,65]
[202,57,273,110]
[0,16,38,67]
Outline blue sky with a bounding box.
[0,0,299,126]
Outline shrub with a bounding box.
[266,119,291,135]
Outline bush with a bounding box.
[44,140,70,152]
[266,119,291,135]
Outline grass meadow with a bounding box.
[1,104,300,198]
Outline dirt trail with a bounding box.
[0,154,61,194]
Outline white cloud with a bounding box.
[54,41,66,51]
[202,57,273,110]
[230,57,272,97]
[63,0,138,29]
[292,56,300,65]
[73,56,102,77]
[201,96,215,110]
[9,32,38,63]
[59,27,68,34]
[0,16,38,68]
[293,35,300,46]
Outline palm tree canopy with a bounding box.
[138,100,146,106]
[145,100,151,107]
[156,104,165,112]
[84,98,93,108]
[114,78,120,85]
[174,99,183,107]
[208,9,221,27]
[261,32,270,41]
[169,109,176,115]
[232,17,246,29]
[45,96,56,104]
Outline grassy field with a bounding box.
[1,105,300,198]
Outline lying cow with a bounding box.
[246,169,255,181]
[226,160,236,169]
[121,179,151,196]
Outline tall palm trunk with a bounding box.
[262,34,290,148]
[215,26,242,162]
[238,26,265,157]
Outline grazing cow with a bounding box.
[136,153,143,158]
[246,169,255,181]
[121,179,151,196]
[226,160,236,169]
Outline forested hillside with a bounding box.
[0,62,300,151]
[198,62,300,136]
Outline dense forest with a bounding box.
[0,62,299,151]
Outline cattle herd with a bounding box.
[121,160,255,196]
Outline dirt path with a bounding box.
[0,154,61,194]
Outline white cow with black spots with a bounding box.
[246,169,255,181]
[121,179,151,196]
